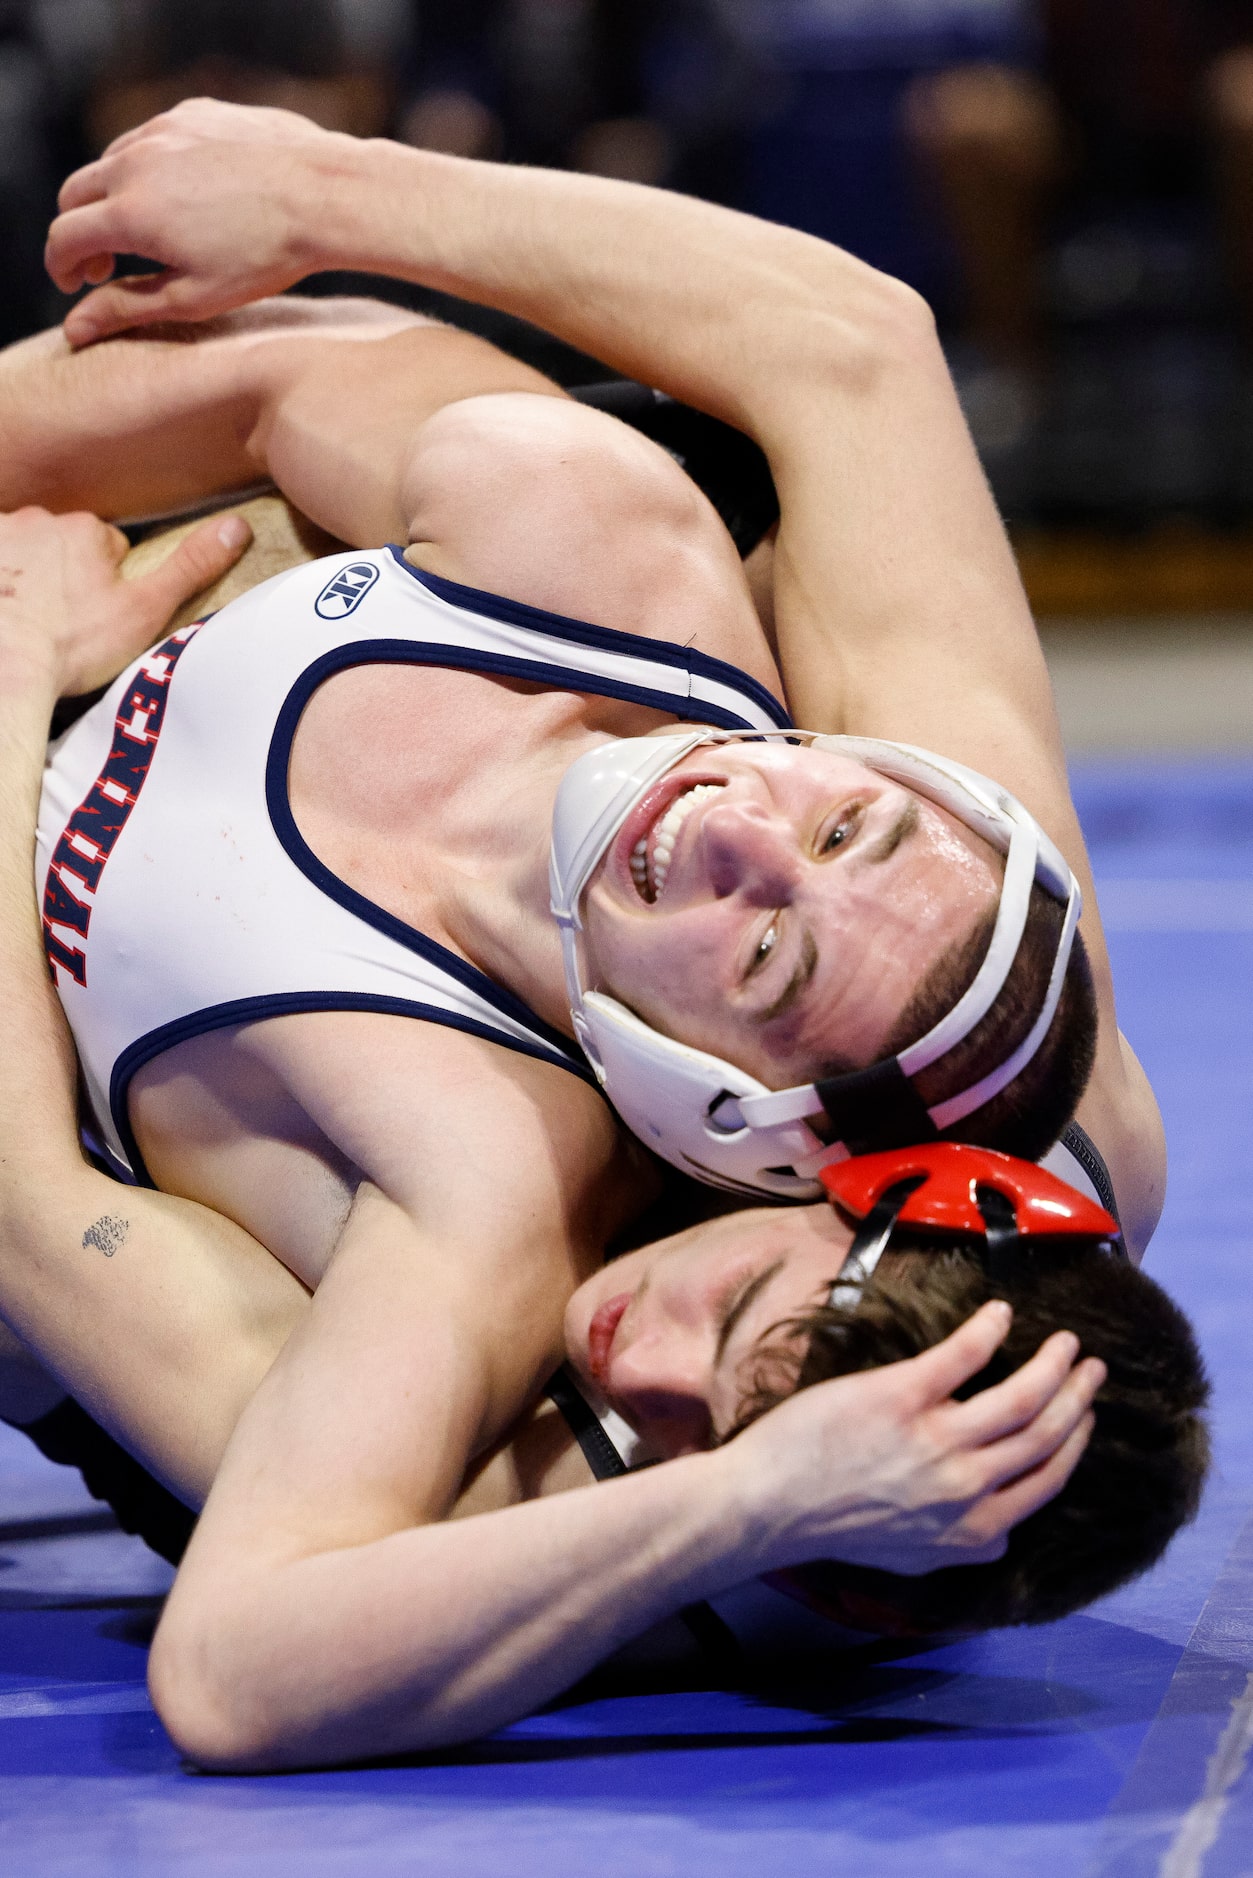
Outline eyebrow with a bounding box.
[865,796,920,866]
[753,927,819,1026]
[715,1259,785,1364]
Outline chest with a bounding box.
[285,657,675,929]
[290,660,573,829]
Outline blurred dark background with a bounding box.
[8,0,1253,607]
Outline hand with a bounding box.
[726,1301,1105,1578]
[0,506,250,698]
[46,100,363,346]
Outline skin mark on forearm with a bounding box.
[82,1215,128,1257]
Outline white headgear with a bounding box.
[549,730,1082,1198]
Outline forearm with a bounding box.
[287,139,919,447]
[154,1447,755,1767]
[0,325,262,519]
[0,300,430,526]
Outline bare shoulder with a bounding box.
[402,392,786,697]
[232,1011,637,1476]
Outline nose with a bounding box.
[701,798,800,903]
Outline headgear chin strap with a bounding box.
[822,1142,1124,1311]
[550,730,1082,1198]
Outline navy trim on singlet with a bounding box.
[106,573,790,1175]
[390,551,793,732]
[1059,1121,1123,1236]
[264,652,589,1074]
[261,593,790,1085]
[109,991,597,1189]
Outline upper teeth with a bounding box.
[630,783,722,901]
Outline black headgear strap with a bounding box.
[973,1183,1020,1296]
[816,1059,939,1156]
[838,1174,1025,1304]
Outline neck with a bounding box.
[437,718,619,1038]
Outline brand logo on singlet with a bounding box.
[315,561,379,619]
[42,623,202,989]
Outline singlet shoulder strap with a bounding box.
[545,1365,629,1483]
[390,553,792,734]
[1057,1121,1122,1232]
[545,1364,744,1673]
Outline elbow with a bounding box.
[149,1600,292,1772]
[785,257,941,395]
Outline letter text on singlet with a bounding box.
[42,623,202,988]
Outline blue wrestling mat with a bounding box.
[1,756,1251,1878]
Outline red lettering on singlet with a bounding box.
[42,623,202,989]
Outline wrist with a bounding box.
[0,640,59,715]
[302,136,427,280]
[696,1441,786,1582]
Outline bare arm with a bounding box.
[0,508,310,1497]
[0,299,558,537]
[151,1180,1097,1768]
[0,508,1102,1766]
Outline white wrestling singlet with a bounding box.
[36,547,790,1182]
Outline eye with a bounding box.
[749,920,779,973]
[821,802,863,854]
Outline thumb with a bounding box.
[132,514,252,626]
[64,269,207,347]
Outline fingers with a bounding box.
[971,1355,1104,1494]
[928,1399,1097,1568]
[63,272,196,349]
[950,1329,1082,1446]
[45,203,121,296]
[968,1410,1096,1544]
[135,515,252,625]
[901,1299,1013,1407]
[56,161,110,215]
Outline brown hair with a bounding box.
[736,1232,1210,1634]
[876,885,1097,1161]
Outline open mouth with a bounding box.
[628,783,724,903]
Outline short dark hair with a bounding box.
[735,1232,1210,1634]
[881,884,1097,1161]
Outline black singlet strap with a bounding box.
[1059,1121,1124,1242]
[6,1398,195,1565]
[545,1366,745,1675]
[545,1365,629,1482]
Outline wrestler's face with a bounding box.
[579,743,1002,1086]
[564,1203,850,1456]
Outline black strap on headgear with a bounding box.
[974,1183,1020,1297]
[815,1059,939,1156]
